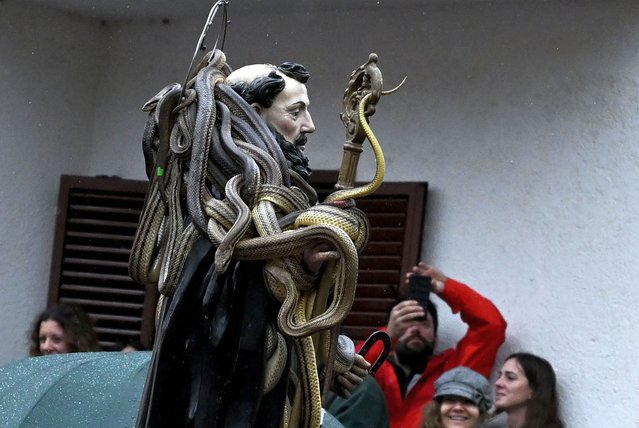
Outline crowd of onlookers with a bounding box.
[25,260,562,428]
[332,262,564,428]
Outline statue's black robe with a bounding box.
[136,237,291,428]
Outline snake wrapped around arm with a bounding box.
[129,49,401,428]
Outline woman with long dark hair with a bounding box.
[28,303,100,356]
[493,352,564,428]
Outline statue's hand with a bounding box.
[302,242,339,274]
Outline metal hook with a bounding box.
[358,330,392,376]
[181,0,230,98]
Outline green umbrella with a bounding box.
[0,351,151,428]
[0,350,347,427]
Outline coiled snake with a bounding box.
[129,49,400,428]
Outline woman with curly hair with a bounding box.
[28,303,100,356]
[422,366,493,428]
[494,352,564,428]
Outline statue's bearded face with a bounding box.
[227,65,315,181]
[269,125,312,181]
[256,74,315,181]
[257,74,315,151]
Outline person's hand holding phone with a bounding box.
[406,262,447,293]
[387,300,425,342]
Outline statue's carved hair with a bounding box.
[277,62,309,84]
[230,62,309,108]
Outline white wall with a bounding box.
[2,1,639,426]
[0,1,104,361]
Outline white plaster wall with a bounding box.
[2,1,639,426]
[0,2,104,363]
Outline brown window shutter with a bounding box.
[310,171,427,341]
[48,173,426,347]
[48,175,155,350]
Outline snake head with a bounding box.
[340,53,383,145]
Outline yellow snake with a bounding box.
[129,49,393,428]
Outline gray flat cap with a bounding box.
[434,366,493,413]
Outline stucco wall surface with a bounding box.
[1,1,638,426]
[0,2,103,364]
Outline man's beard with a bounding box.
[270,126,312,181]
[395,340,435,374]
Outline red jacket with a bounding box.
[359,278,507,428]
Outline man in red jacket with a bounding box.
[368,262,507,428]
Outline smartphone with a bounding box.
[408,275,431,306]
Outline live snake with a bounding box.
[129,49,393,428]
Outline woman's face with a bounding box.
[494,357,533,412]
[38,320,71,355]
[440,396,482,428]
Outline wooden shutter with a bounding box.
[48,175,155,350]
[310,171,427,341]
[49,173,426,347]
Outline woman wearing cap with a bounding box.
[422,366,492,428]
[493,352,564,428]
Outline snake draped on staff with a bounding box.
[129,3,404,427]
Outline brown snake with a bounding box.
[129,49,392,428]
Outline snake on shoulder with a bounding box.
[129,49,401,428]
